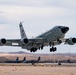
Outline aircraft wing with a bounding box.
[51,38,76,46]
[0,37,76,48]
[0,38,46,48]
[63,38,76,45]
[0,39,20,47]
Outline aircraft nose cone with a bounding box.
[61,27,69,34]
[65,27,69,31]
[66,27,69,30]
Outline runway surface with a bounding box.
[0,63,76,66]
[0,63,76,75]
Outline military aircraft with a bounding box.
[25,57,41,65]
[5,57,26,63]
[0,22,76,52]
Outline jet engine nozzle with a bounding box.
[23,38,28,44]
[1,38,6,44]
[72,38,76,43]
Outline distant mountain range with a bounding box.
[0,51,76,55]
[0,51,76,63]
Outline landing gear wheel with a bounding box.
[30,50,33,52]
[41,45,43,50]
[50,47,57,52]
[30,48,37,52]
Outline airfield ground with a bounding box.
[0,52,76,75]
[0,63,76,75]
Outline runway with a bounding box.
[0,63,76,67]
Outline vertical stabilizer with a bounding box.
[23,57,26,61]
[16,57,19,61]
[19,22,27,40]
[37,57,40,62]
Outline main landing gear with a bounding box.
[50,47,57,52]
[30,48,37,52]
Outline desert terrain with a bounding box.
[0,51,76,75]
[0,64,76,75]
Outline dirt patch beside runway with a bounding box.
[0,65,76,75]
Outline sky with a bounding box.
[0,0,76,54]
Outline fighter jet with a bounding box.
[25,57,41,65]
[0,22,76,52]
[5,57,26,63]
